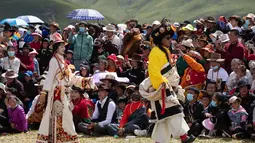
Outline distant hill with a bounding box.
[0,0,255,27]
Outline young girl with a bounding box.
[228,96,249,139]
[94,59,108,74]
[0,96,27,134]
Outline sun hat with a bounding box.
[117,55,124,60]
[107,54,117,62]
[204,16,216,23]
[188,50,203,60]
[206,53,225,62]
[29,48,38,56]
[210,30,224,39]
[100,74,118,85]
[152,20,161,26]
[202,118,216,131]
[103,24,116,32]
[151,24,174,45]
[173,22,180,28]
[0,83,6,93]
[182,24,195,31]
[219,34,230,43]
[31,29,42,38]
[201,44,214,53]
[96,83,111,92]
[243,13,255,21]
[181,39,194,48]
[2,69,18,78]
[50,22,60,30]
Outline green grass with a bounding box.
[1,0,255,27]
[0,131,255,143]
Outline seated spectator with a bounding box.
[200,92,211,113]
[107,54,118,72]
[26,79,46,130]
[0,46,20,74]
[79,62,91,77]
[205,81,217,96]
[184,87,205,137]
[100,74,118,102]
[2,69,24,102]
[78,84,117,136]
[228,96,250,139]
[207,53,228,92]
[94,59,108,74]
[22,70,37,112]
[118,54,145,85]
[116,93,149,137]
[115,83,127,100]
[227,59,252,90]
[71,86,95,131]
[65,50,73,65]
[116,97,127,123]
[179,49,206,90]
[0,96,27,134]
[0,83,7,120]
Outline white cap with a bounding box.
[173,22,180,28]
[152,20,161,26]
[219,34,230,43]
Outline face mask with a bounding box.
[8,51,15,57]
[245,20,250,26]
[186,93,194,102]
[79,27,85,33]
[26,30,31,35]
[211,65,219,70]
[211,100,217,107]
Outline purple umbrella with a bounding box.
[67,9,104,21]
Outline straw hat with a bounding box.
[103,24,116,32]
[100,74,118,85]
[2,69,18,78]
[181,39,194,48]
[243,13,255,21]
[50,22,60,30]
[206,53,225,62]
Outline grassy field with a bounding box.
[1,0,255,27]
[0,131,254,143]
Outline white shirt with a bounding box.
[0,57,20,74]
[207,67,229,82]
[91,97,116,127]
[227,70,253,90]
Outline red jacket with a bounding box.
[119,101,144,128]
[29,41,41,52]
[17,53,34,72]
[218,42,244,74]
[72,98,95,120]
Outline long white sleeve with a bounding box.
[91,102,99,120]
[26,95,39,119]
[43,58,57,91]
[98,101,116,127]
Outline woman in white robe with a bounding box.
[36,37,94,143]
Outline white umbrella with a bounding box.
[17,15,44,24]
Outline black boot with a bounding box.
[182,135,196,143]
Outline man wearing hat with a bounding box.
[103,24,121,53]
[17,43,34,73]
[24,25,36,43]
[236,78,255,136]
[139,24,195,143]
[207,53,228,92]
[118,53,145,85]
[78,83,117,136]
[100,74,118,102]
[68,22,93,69]
[2,69,25,102]
[204,16,230,38]
[216,29,245,73]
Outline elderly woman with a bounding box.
[37,35,95,143]
[139,24,195,143]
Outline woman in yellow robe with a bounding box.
[139,24,195,143]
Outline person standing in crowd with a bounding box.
[68,22,93,69]
[103,24,121,53]
[205,81,217,97]
[139,24,195,143]
[0,45,20,74]
[78,84,117,136]
[30,30,42,52]
[216,29,245,74]
[0,96,27,134]
[49,22,61,42]
[17,43,34,73]
[243,13,255,29]
[37,35,94,143]
[38,38,52,74]
[29,48,40,77]
[228,15,243,32]
[2,69,24,102]
[24,25,36,43]
[207,53,228,92]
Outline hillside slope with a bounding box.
[0,0,254,26]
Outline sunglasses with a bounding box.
[164,36,172,40]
